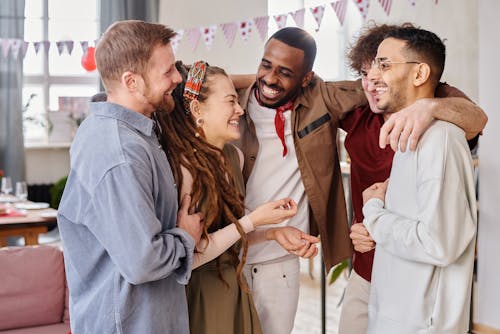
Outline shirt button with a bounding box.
[253,267,258,274]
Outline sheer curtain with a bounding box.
[100,0,159,33]
[0,0,25,184]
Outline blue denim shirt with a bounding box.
[58,102,194,334]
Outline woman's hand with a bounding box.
[265,226,320,259]
[248,198,297,227]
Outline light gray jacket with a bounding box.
[58,102,194,334]
[363,121,477,334]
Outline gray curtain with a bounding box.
[0,0,26,184]
[100,0,160,33]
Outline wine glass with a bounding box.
[15,181,28,201]
[1,177,12,195]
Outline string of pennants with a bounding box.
[0,0,440,60]
[0,38,96,60]
[172,0,438,52]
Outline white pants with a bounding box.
[338,269,371,334]
[244,256,300,334]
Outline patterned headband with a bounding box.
[183,61,208,112]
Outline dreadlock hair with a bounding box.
[347,21,416,76]
[157,61,250,292]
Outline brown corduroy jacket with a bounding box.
[235,77,367,271]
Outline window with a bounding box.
[267,0,362,81]
[23,0,100,143]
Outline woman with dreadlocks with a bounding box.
[158,61,318,334]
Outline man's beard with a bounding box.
[156,94,175,114]
[142,80,175,114]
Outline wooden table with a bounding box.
[0,207,58,247]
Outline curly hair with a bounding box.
[157,61,250,292]
[347,21,416,75]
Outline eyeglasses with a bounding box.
[371,59,421,72]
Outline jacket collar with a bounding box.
[89,102,154,137]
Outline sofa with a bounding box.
[0,245,71,334]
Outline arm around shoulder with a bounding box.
[434,83,488,139]
[322,78,366,119]
[230,74,255,90]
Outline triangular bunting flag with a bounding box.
[186,28,201,51]
[34,41,42,54]
[378,0,392,15]
[200,25,217,50]
[353,0,370,20]
[171,29,184,53]
[274,14,288,30]
[238,20,252,42]
[43,41,51,55]
[80,41,89,53]
[20,41,29,58]
[65,41,74,55]
[253,17,269,42]
[2,39,11,58]
[56,41,65,55]
[220,22,238,47]
[290,8,305,28]
[10,39,22,59]
[310,5,326,31]
[331,0,348,26]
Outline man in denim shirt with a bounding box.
[58,20,203,333]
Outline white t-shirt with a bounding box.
[245,91,310,264]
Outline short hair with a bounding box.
[347,22,415,75]
[268,27,317,72]
[385,27,446,87]
[95,20,176,90]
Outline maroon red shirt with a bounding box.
[340,106,394,282]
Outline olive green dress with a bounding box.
[186,145,262,334]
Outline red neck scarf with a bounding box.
[254,89,295,157]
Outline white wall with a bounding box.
[477,0,500,330]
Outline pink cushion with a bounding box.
[0,323,71,334]
[0,246,65,331]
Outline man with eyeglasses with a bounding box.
[361,26,477,334]
[337,23,486,334]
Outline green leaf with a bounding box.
[329,259,349,285]
[49,176,68,209]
